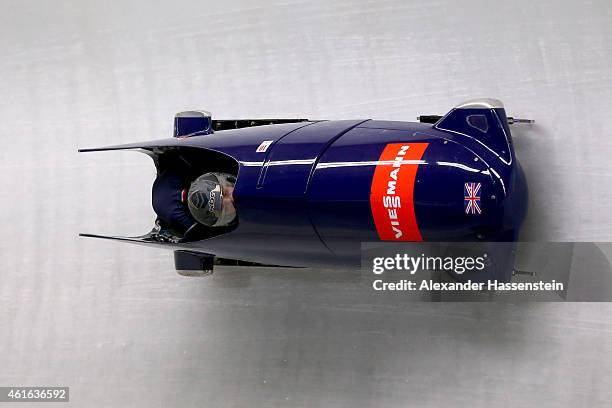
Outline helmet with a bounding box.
[187,172,237,227]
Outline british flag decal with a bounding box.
[464,182,482,215]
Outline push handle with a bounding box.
[418,114,534,125]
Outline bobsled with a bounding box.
[80,98,529,276]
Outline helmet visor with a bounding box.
[188,173,236,227]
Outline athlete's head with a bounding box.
[187,172,236,227]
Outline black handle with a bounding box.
[417,115,443,124]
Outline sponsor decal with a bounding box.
[208,191,216,212]
[464,182,482,215]
[208,185,221,212]
[256,140,274,153]
[370,143,428,241]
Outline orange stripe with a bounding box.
[370,143,428,241]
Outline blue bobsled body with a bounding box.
[80,99,528,270]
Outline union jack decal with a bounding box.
[464,182,482,215]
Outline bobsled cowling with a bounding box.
[79,99,528,271]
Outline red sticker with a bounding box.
[256,140,274,153]
[370,143,428,241]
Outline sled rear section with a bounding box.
[78,120,336,266]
